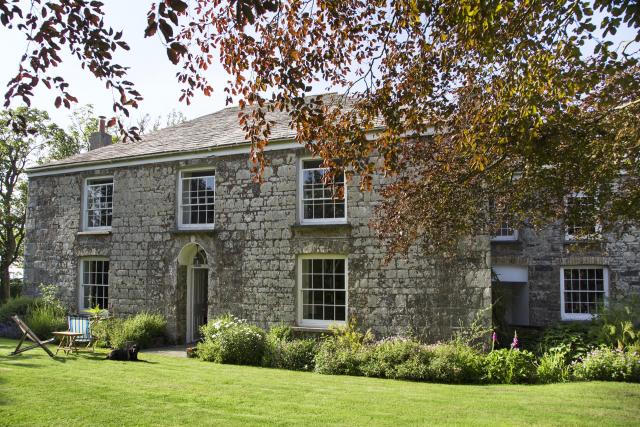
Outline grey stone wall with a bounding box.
[24,148,491,342]
[492,223,640,326]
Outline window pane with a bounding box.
[180,172,215,226]
[300,257,347,323]
[81,259,109,310]
[301,161,346,221]
[86,179,113,229]
[563,268,606,316]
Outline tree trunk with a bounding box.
[1,264,10,303]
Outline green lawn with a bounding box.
[0,338,639,426]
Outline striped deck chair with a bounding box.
[68,316,94,350]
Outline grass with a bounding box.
[0,338,639,426]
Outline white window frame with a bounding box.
[298,157,348,225]
[297,254,348,328]
[489,200,517,241]
[564,192,602,241]
[560,266,609,321]
[78,257,110,311]
[83,176,113,231]
[177,167,216,230]
[491,223,518,242]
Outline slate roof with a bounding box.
[30,104,297,172]
[29,93,384,173]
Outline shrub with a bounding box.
[537,350,570,384]
[484,349,537,384]
[267,323,293,342]
[91,317,121,348]
[572,347,640,382]
[0,296,39,323]
[314,320,373,376]
[360,338,432,380]
[539,322,598,362]
[592,301,640,350]
[265,338,318,371]
[428,343,484,384]
[10,278,22,298]
[24,303,66,339]
[393,348,434,381]
[263,324,318,371]
[197,314,266,365]
[109,312,167,349]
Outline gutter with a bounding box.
[26,138,301,178]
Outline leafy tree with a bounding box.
[43,105,99,162]
[0,108,61,302]
[2,1,639,256]
[134,109,188,135]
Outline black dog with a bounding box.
[106,344,139,361]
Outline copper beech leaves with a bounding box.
[3,0,640,257]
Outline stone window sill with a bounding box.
[169,228,218,235]
[291,223,352,231]
[291,326,331,333]
[564,238,603,244]
[77,230,111,236]
[491,238,521,244]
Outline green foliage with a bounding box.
[10,278,22,298]
[262,324,317,371]
[539,322,598,362]
[264,338,318,372]
[24,303,66,339]
[37,283,65,312]
[572,347,640,383]
[314,337,368,376]
[427,343,484,384]
[484,349,537,384]
[537,350,571,384]
[266,323,293,342]
[197,314,266,366]
[4,284,67,339]
[451,305,493,350]
[314,320,374,376]
[108,312,167,349]
[592,301,640,350]
[0,296,38,322]
[360,338,433,381]
[90,317,120,348]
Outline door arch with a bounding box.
[177,243,209,343]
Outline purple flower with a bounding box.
[511,331,519,350]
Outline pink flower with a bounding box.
[511,331,519,350]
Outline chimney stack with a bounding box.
[89,116,112,151]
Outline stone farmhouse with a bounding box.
[24,102,640,343]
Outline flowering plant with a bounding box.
[510,331,519,350]
[197,314,266,365]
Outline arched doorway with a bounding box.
[178,243,209,343]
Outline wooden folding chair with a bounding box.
[9,315,55,358]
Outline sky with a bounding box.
[0,0,231,128]
[0,3,636,130]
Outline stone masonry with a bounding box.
[492,222,640,327]
[24,147,491,343]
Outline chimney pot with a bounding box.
[89,115,112,151]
